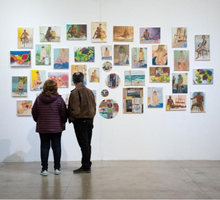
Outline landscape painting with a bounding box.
[124,70,145,86]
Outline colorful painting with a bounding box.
[74,47,95,62]
[71,65,87,85]
[48,72,69,88]
[102,61,112,72]
[123,88,144,114]
[148,87,163,108]
[12,76,27,97]
[113,26,134,42]
[36,44,51,65]
[124,70,145,86]
[101,89,109,97]
[174,50,189,71]
[152,45,168,65]
[172,73,188,93]
[191,92,205,113]
[39,26,60,42]
[17,100,32,116]
[132,47,147,68]
[10,51,31,67]
[31,70,46,91]
[91,22,107,43]
[66,24,87,41]
[101,45,112,60]
[195,35,210,61]
[99,99,119,119]
[193,69,213,84]
[89,68,100,83]
[166,95,187,111]
[140,27,160,44]
[54,48,69,69]
[17,28,33,48]
[172,27,187,48]
[149,67,170,83]
[114,45,129,66]
[105,73,121,89]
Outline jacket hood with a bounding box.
[39,93,60,104]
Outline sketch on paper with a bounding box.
[172,73,188,93]
[17,100,32,116]
[101,89,109,97]
[54,48,69,69]
[66,24,87,41]
[193,69,213,84]
[166,95,187,111]
[10,51,31,67]
[36,44,51,65]
[172,27,187,48]
[48,72,69,88]
[113,26,134,42]
[190,92,205,113]
[195,35,210,61]
[105,73,120,89]
[149,67,170,83]
[12,76,27,97]
[31,70,46,91]
[174,50,189,71]
[101,46,112,60]
[102,61,112,72]
[140,27,160,44]
[91,22,107,43]
[99,99,119,119]
[124,70,145,86]
[39,26,60,42]
[114,45,129,66]
[152,45,168,65]
[17,28,33,48]
[71,65,87,85]
[132,47,147,68]
[89,68,100,83]
[148,87,163,108]
[74,47,95,62]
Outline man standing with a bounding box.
[68,72,96,173]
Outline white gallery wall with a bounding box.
[0,0,220,162]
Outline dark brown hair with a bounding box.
[42,80,58,96]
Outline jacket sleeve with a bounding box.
[31,99,38,122]
[68,90,80,122]
[60,98,68,123]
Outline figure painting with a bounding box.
[152,45,168,65]
[172,27,187,48]
[17,28,33,48]
[10,51,31,67]
[114,45,129,66]
[113,26,134,42]
[195,35,210,61]
[48,72,69,88]
[91,22,107,42]
[124,70,145,86]
[172,73,188,93]
[193,69,213,84]
[174,50,189,71]
[101,46,112,60]
[140,27,160,44]
[17,100,33,116]
[190,92,205,113]
[89,68,100,83]
[31,70,46,91]
[132,47,147,68]
[66,24,87,41]
[166,95,187,111]
[149,67,170,83]
[74,47,95,62]
[71,65,87,85]
[99,99,119,119]
[36,44,51,65]
[39,26,60,42]
[54,48,69,69]
[148,87,163,108]
[102,61,112,72]
[105,73,120,89]
[12,76,27,97]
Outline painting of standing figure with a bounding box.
[190,92,205,113]
[66,24,87,41]
[172,27,187,48]
[114,45,129,66]
[39,26,60,42]
[132,47,147,68]
[36,44,51,65]
[54,48,69,69]
[12,76,27,97]
[195,35,210,61]
[91,22,107,43]
[174,50,189,71]
[148,87,163,108]
[17,28,33,49]
[172,73,188,93]
[152,45,168,65]
[140,28,160,44]
[113,26,134,42]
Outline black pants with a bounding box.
[73,118,93,170]
[39,132,62,171]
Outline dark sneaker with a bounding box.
[73,167,91,174]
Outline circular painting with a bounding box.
[105,73,121,89]
[99,99,119,119]
[101,89,109,97]
[102,61,112,72]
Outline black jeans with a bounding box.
[73,118,94,170]
[39,132,62,171]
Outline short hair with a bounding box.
[42,80,58,96]
[73,72,84,84]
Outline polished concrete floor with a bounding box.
[1,161,220,199]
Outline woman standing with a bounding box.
[32,80,67,176]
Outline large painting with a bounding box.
[132,47,147,68]
[17,28,33,49]
[190,92,205,113]
[174,50,189,71]
[149,67,170,83]
[39,26,60,42]
[35,44,51,65]
[71,65,87,85]
[172,27,187,48]
[124,70,145,86]
[12,76,27,97]
[152,45,168,65]
[74,47,95,62]
[114,45,129,66]
[48,72,69,88]
[140,27,160,44]
[66,24,87,41]
[54,48,69,69]
[10,51,31,67]
[113,26,134,42]
[148,87,163,108]
[172,73,188,93]
[195,35,210,61]
[166,95,187,111]
[91,22,107,43]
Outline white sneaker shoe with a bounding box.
[41,170,48,176]
[55,169,61,175]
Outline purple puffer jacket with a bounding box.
[32,93,67,133]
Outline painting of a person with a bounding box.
[177,51,186,70]
[32,71,42,90]
[54,49,69,69]
[107,102,113,119]
[143,29,153,40]
[115,46,129,65]
[45,27,55,41]
[90,70,99,82]
[40,46,46,63]
[104,47,110,57]
[121,29,129,38]
[167,96,174,110]
[139,48,144,62]
[152,45,167,65]
[93,23,102,39]
[151,91,159,106]
[16,79,24,94]
[177,74,183,93]
[191,92,204,112]
[196,35,207,59]
[20,29,29,45]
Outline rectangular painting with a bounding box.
[91,22,107,43]
[132,47,147,68]
[17,28,33,49]
[39,26,60,42]
[48,72,69,88]
[124,70,145,86]
[174,50,189,71]
[101,45,112,60]
[123,88,144,114]
[74,47,95,62]
[17,100,33,116]
[149,67,170,83]
[89,68,100,83]
[113,26,134,42]
[148,87,163,108]
[190,92,205,113]
[152,45,168,65]
[166,95,187,111]
[54,48,69,69]
[172,73,188,93]
[172,27,187,48]
[193,69,213,84]
[12,76,27,97]
[66,24,87,41]
[36,44,51,65]
[71,65,87,85]
[10,51,31,67]
[195,35,210,61]
[31,70,46,91]
[114,45,129,66]
[140,27,160,44]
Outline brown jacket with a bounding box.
[68,83,96,122]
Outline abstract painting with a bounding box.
[114,45,129,66]
[193,69,213,84]
[152,45,168,65]
[172,27,187,48]
[89,68,100,83]
[195,35,210,61]
[74,47,95,62]
[101,89,109,97]
[39,26,60,42]
[17,100,32,116]
[113,26,134,42]
[140,27,160,44]
[166,95,187,111]
[105,73,121,89]
[66,24,87,41]
[148,87,163,108]
[174,50,189,71]
[149,67,170,83]
[10,51,31,67]
[71,65,87,85]
[35,44,51,65]
[172,73,188,93]
[12,76,27,97]
[48,72,69,88]
[99,99,119,119]
[54,48,69,69]
[31,70,46,91]
[132,47,147,68]
[17,28,33,49]
[124,70,145,86]
[190,92,205,113]
[91,22,107,43]
[101,45,112,60]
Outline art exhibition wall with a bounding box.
[0,0,220,162]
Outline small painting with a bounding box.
[89,68,100,83]
[124,70,145,86]
[39,26,60,42]
[74,47,95,62]
[91,22,107,43]
[101,46,112,60]
[10,51,31,67]
[31,70,46,91]
[152,45,168,65]
[140,27,160,44]
[105,73,121,89]
[113,26,134,42]
[71,65,87,85]
[114,45,129,66]
[99,99,119,119]
[17,100,33,116]
[148,87,163,108]
[190,92,205,113]
[193,69,213,84]
[149,67,170,83]
[48,72,69,88]
[101,89,109,97]
[195,35,210,61]
[36,44,51,65]
[102,61,112,72]
[17,28,33,49]
[12,76,27,97]
[61,94,70,108]
[54,48,69,69]
[174,50,189,71]
[166,95,187,111]
[172,27,187,48]
[132,47,147,68]
[66,24,87,41]
[172,73,188,93]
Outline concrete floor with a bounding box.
[0,161,220,199]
